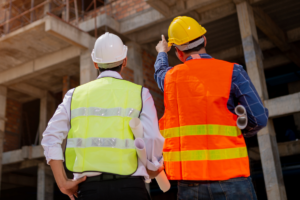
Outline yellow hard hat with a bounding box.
[168,16,207,47]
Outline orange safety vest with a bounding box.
[159,57,250,181]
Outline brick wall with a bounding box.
[83,0,150,22]
[121,67,134,82]
[4,99,22,152]
[142,50,164,119]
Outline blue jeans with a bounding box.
[177,177,257,200]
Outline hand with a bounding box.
[147,165,165,179]
[59,176,86,200]
[156,35,171,53]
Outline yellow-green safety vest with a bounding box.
[65,77,142,175]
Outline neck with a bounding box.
[183,48,207,61]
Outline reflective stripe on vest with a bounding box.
[161,124,241,138]
[160,58,250,180]
[67,138,135,149]
[65,77,142,175]
[163,147,247,162]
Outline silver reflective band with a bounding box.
[71,107,140,119]
[174,37,205,51]
[66,138,135,149]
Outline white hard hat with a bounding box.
[91,32,128,69]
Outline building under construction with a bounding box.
[0,0,300,199]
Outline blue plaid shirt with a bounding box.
[154,52,268,137]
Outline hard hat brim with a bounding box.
[91,45,128,64]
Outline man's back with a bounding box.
[160,58,249,180]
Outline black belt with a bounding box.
[85,174,143,183]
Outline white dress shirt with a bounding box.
[42,71,165,180]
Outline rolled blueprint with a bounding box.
[235,105,248,130]
[155,170,171,193]
[129,118,144,138]
[130,118,171,192]
[135,138,151,183]
[135,138,147,166]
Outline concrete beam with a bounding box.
[2,145,44,165]
[2,159,44,173]
[129,2,236,44]
[265,92,300,118]
[45,15,95,50]
[253,7,300,68]
[249,140,300,161]
[79,14,120,34]
[211,27,300,61]
[145,0,171,17]
[8,83,45,98]
[0,46,81,85]
[264,55,291,69]
[120,8,164,34]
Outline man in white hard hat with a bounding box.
[42,32,165,200]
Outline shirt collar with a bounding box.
[185,53,213,61]
[97,71,123,79]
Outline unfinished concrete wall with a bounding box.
[4,99,22,152]
[82,0,150,22]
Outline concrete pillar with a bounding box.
[37,162,54,200]
[80,50,97,85]
[235,1,287,200]
[43,0,51,16]
[3,8,10,34]
[0,86,7,190]
[126,41,144,85]
[39,93,47,144]
[288,81,300,134]
[39,91,56,144]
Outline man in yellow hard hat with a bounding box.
[154,16,268,199]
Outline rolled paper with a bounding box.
[235,105,248,130]
[235,105,246,116]
[134,138,147,166]
[129,118,144,138]
[156,171,171,193]
[130,119,170,189]
[237,116,248,130]
[134,138,151,183]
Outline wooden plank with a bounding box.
[235,1,287,200]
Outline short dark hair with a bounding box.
[182,36,205,54]
[98,64,123,73]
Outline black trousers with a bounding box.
[77,176,151,200]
